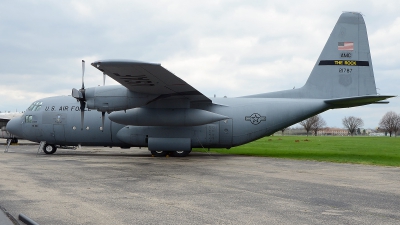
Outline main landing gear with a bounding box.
[151,150,191,157]
[43,144,57,154]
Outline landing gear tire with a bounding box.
[11,138,18,144]
[151,151,168,157]
[43,144,57,154]
[171,150,191,157]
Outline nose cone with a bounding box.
[6,117,23,138]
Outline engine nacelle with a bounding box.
[84,85,157,112]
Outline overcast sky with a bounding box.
[0,0,399,128]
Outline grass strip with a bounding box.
[193,136,400,166]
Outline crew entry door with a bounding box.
[53,113,67,143]
[53,124,66,142]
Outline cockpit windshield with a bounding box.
[27,101,43,111]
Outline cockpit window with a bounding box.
[27,101,42,111]
[25,115,33,123]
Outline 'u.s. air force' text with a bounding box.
[45,106,92,111]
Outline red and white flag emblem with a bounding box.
[338,42,354,51]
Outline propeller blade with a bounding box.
[82,60,85,90]
[80,101,85,130]
[101,111,105,132]
[103,73,106,86]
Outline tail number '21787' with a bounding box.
[339,68,352,73]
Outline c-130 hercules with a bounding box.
[6,12,394,156]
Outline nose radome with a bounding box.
[6,117,23,138]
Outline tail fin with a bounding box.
[246,12,395,103]
[303,12,376,98]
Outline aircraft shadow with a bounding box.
[31,151,229,158]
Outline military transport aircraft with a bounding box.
[6,12,394,156]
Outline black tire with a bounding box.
[11,138,18,144]
[43,144,57,154]
[150,151,168,157]
[170,150,191,157]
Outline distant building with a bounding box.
[369,132,385,136]
[275,127,384,136]
[275,127,348,136]
[318,127,348,136]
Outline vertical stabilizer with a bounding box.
[246,12,381,100]
[303,12,377,98]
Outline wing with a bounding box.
[91,60,211,103]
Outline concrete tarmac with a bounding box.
[0,144,399,224]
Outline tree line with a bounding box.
[379,111,400,137]
[290,111,400,137]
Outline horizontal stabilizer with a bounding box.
[371,101,390,104]
[324,95,395,108]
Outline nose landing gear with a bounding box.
[43,144,57,154]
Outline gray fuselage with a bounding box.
[11,95,329,149]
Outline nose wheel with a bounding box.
[43,144,57,154]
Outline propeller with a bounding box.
[72,60,107,132]
[72,60,86,130]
